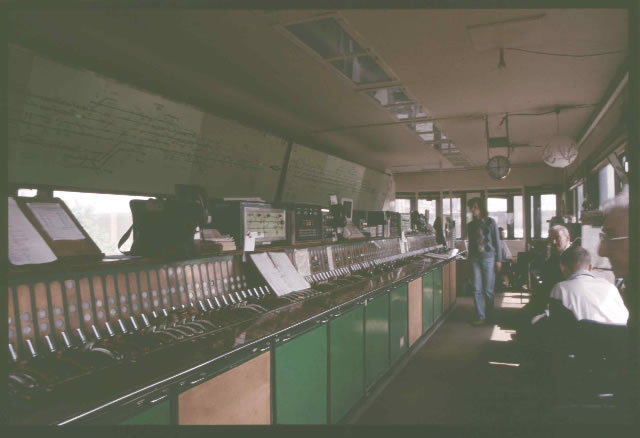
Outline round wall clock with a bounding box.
[487,155,511,180]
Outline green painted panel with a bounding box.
[422,271,434,332]
[329,305,364,423]
[365,293,390,387]
[434,267,443,320]
[119,400,171,425]
[390,284,409,364]
[275,324,328,424]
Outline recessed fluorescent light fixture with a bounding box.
[286,17,391,85]
[366,87,412,106]
[388,103,426,120]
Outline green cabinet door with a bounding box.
[275,324,328,424]
[422,271,434,333]
[119,400,171,425]
[434,267,443,320]
[329,305,364,423]
[365,293,390,388]
[389,284,409,364]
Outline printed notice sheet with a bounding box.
[293,248,312,277]
[26,202,85,240]
[9,198,57,265]
[249,253,291,296]
[269,252,311,291]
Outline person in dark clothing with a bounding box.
[433,216,446,246]
[520,225,572,325]
[467,197,501,326]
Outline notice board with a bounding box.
[281,143,393,210]
[8,45,287,201]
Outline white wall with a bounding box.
[394,165,564,192]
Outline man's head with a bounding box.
[467,197,486,220]
[498,227,507,240]
[549,225,571,254]
[599,192,629,279]
[560,245,592,278]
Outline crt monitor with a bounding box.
[342,198,353,223]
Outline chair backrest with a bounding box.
[571,319,628,362]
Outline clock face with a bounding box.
[487,155,511,180]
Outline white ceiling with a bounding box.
[8,8,628,173]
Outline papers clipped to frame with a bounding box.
[249,252,311,297]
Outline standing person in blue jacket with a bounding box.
[467,197,502,326]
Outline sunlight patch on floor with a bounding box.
[489,325,516,342]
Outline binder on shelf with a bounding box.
[9,196,104,266]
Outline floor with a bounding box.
[354,291,628,424]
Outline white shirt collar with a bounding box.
[568,269,594,280]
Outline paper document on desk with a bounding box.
[249,253,291,296]
[9,198,57,265]
[27,202,84,240]
[269,252,311,292]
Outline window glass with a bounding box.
[598,164,615,208]
[417,199,437,224]
[576,184,584,221]
[540,194,557,238]
[394,199,411,214]
[443,197,461,239]
[530,196,535,239]
[488,198,508,236]
[53,191,149,256]
[513,195,523,238]
[17,189,38,197]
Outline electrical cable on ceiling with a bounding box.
[498,104,597,126]
[503,47,625,57]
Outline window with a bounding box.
[598,164,615,208]
[443,197,461,239]
[53,191,149,256]
[488,197,508,236]
[17,188,38,197]
[540,194,557,238]
[576,184,584,221]
[513,195,523,238]
[417,199,437,223]
[394,199,411,214]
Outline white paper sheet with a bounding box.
[269,252,311,292]
[249,253,291,296]
[294,248,312,277]
[243,231,256,252]
[26,202,85,240]
[326,246,335,271]
[8,198,57,265]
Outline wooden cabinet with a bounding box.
[408,278,422,347]
[177,352,271,425]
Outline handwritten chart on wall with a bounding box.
[8,46,287,200]
[281,143,393,210]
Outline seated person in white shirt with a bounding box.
[548,245,628,329]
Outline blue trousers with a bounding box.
[471,255,496,321]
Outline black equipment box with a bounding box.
[281,203,324,243]
[367,211,402,238]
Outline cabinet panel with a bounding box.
[178,352,271,425]
[365,293,389,388]
[390,284,408,364]
[443,263,450,311]
[407,278,422,347]
[450,260,457,304]
[422,271,434,333]
[275,324,328,424]
[119,401,171,425]
[329,305,364,423]
[434,267,443,319]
